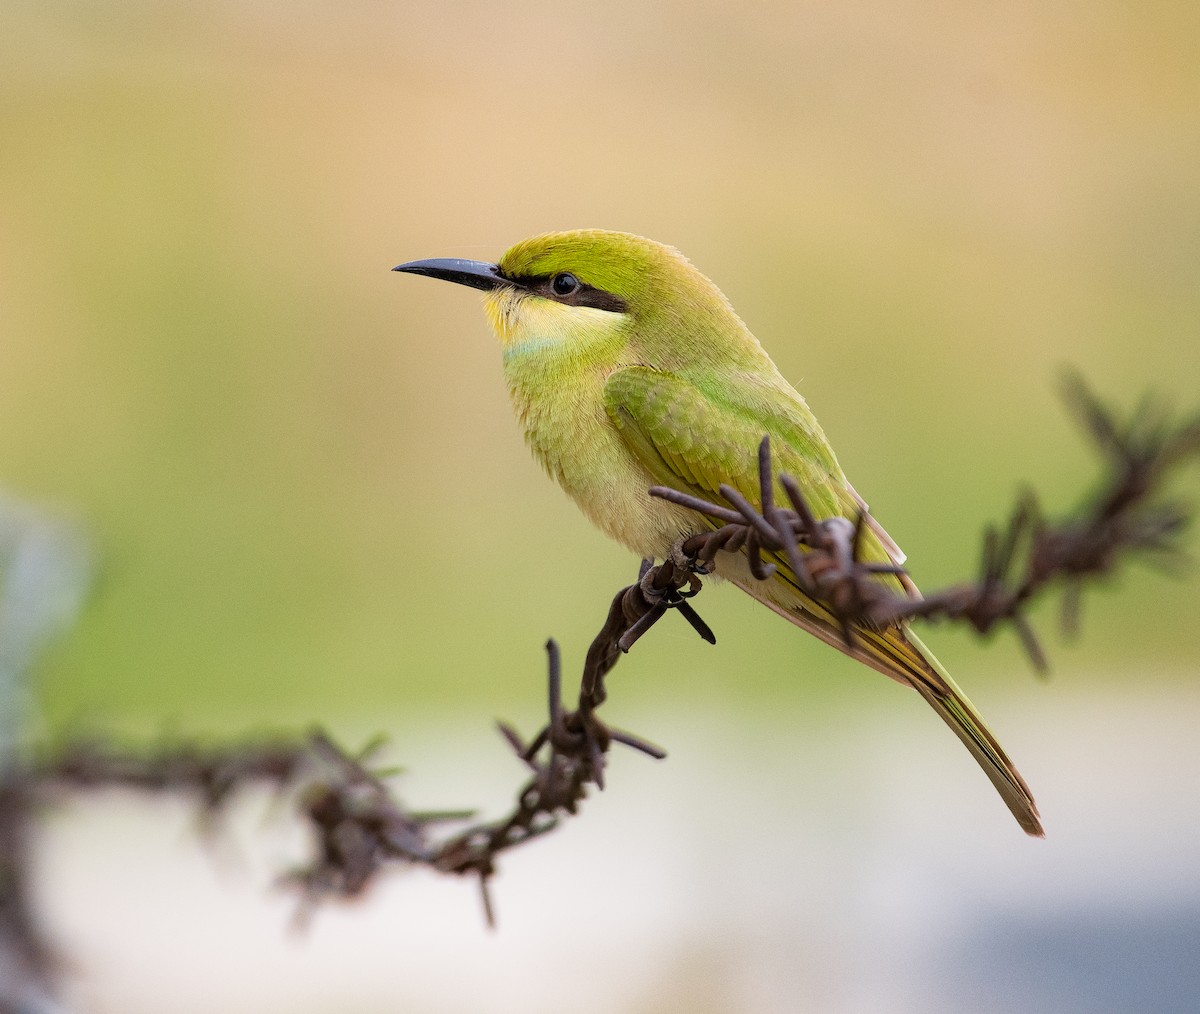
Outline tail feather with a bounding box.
[903,631,1043,837]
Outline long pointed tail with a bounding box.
[849,622,1043,837]
[903,631,1043,837]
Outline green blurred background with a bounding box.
[3,2,1199,1012]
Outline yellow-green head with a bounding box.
[395,229,769,373]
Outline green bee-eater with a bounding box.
[394,230,1042,836]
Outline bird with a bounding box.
[393,229,1043,837]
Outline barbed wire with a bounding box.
[650,371,1199,672]
[1,374,1197,1007]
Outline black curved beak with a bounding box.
[392,258,511,292]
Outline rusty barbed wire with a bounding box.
[0,549,714,1006]
[1,374,1197,1003]
[650,372,1200,672]
[281,553,710,922]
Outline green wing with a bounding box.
[603,364,896,570]
[603,365,1044,837]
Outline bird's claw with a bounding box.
[668,540,696,574]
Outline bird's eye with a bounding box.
[551,272,580,296]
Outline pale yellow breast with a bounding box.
[488,291,697,559]
[505,358,698,558]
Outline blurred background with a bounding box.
[2,1,1199,1011]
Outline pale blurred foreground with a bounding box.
[35,679,1200,1014]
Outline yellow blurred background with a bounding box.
[3,2,1199,1012]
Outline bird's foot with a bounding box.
[620,553,714,650]
[669,538,715,577]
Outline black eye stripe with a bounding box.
[569,285,628,312]
[513,273,629,313]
